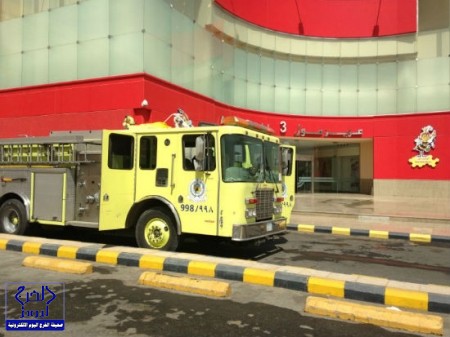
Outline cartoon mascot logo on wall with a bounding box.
[408,125,439,168]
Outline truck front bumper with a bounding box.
[231,218,287,242]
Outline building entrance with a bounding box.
[297,158,313,193]
[294,143,365,194]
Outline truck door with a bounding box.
[99,132,136,230]
[174,133,219,236]
[281,145,296,223]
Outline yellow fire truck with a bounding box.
[0,110,296,251]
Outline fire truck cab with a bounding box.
[0,112,295,251]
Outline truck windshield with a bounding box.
[221,134,280,183]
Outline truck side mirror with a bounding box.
[193,136,205,171]
[281,148,293,176]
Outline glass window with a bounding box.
[323,64,339,89]
[260,83,275,112]
[144,0,171,42]
[274,86,290,113]
[397,59,417,88]
[340,89,358,116]
[260,55,274,85]
[247,52,261,84]
[247,81,261,111]
[110,32,144,75]
[377,62,397,89]
[0,18,22,56]
[358,63,377,89]
[289,87,305,115]
[182,134,216,171]
[377,89,397,115]
[221,135,280,183]
[290,61,306,90]
[275,57,290,87]
[193,26,213,97]
[144,33,171,80]
[23,11,49,52]
[77,37,109,79]
[78,0,109,42]
[340,64,357,90]
[358,89,377,116]
[234,78,247,107]
[171,49,194,89]
[234,48,247,80]
[0,54,22,89]
[22,49,48,86]
[110,0,143,36]
[417,84,450,112]
[171,8,193,56]
[108,134,134,170]
[322,89,339,116]
[305,62,322,90]
[49,4,77,47]
[263,141,281,183]
[305,89,322,115]
[418,57,449,86]
[49,44,77,83]
[139,136,157,170]
[221,134,263,182]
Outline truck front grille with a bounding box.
[255,188,274,221]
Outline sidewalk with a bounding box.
[290,193,450,238]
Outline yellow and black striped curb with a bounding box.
[288,223,450,244]
[1,235,449,314]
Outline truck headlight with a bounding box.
[273,205,282,215]
[245,208,257,218]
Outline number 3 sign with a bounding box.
[280,120,287,134]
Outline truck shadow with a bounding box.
[179,235,287,261]
[24,226,287,261]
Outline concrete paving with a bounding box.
[291,193,450,238]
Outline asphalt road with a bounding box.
[259,232,450,287]
[0,249,436,337]
[25,225,450,287]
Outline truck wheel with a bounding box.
[135,208,179,251]
[0,199,28,235]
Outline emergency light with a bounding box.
[221,116,275,135]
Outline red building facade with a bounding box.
[0,0,448,198]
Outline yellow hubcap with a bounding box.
[144,218,170,249]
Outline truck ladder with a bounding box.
[0,134,101,166]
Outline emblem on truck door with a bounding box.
[188,179,206,202]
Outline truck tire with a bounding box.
[135,208,179,251]
[0,199,28,235]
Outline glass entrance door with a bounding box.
[297,159,312,193]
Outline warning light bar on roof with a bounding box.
[221,116,275,135]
